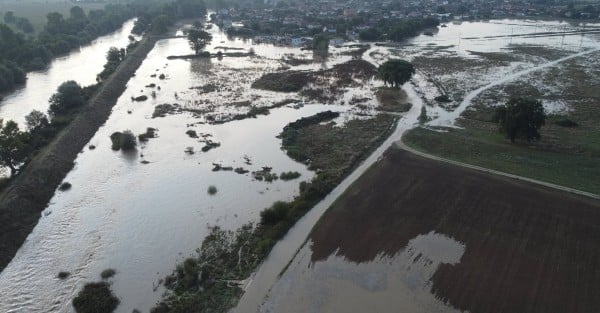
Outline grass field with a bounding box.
[0,0,105,35]
[403,125,600,195]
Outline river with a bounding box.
[0,20,138,127]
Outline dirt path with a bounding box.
[0,35,162,271]
[397,139,600,200]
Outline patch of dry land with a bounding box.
[402,44,600,194]
[263,147,600,313]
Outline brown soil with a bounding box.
[0,35,162,271]
[251,60,377,93]
[310,147,600,313]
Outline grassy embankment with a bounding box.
[151,112,399,312]
[404,52,600,195]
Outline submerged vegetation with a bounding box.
[72,282,120,313]
[110,131,137,151]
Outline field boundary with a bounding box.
[397,139,600,200]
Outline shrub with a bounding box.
[110,131,137,151]
[554,118,578,127]
[207,185,217,195]
[280,171,301,181]
[72,282,120,313]
[260,201,291,225]
[57,271,71,279]
[59,182,72,191]
[100,269,116,279]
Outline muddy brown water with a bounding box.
[261,148,600,313]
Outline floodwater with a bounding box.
[236,19,600,313]
[364,19,600,125]
[1,16,598,313]
[262,232,465,313]
[0,19,138,126]
[0,18,383,313]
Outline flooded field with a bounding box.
[261,148,600,313]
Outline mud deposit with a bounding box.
[263,148,600,313]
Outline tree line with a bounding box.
[0,0,207,94]
[359,17,440,41]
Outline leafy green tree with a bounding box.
[494,97,546,143]
[16,18,34,33]
[70,6,87,21]
[378,59,415,87]
[313,34,329,53]
[0,120,30,176]
[3,11,16,24]
[25,110,49,131]
[48,81,85,118]
[151,14,170,34]
[186,29,212,55]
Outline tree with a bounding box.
[187,29,212,55]
[494,97,546,143]
[4,11,16,24]
[70,6,87,21]
[25,110,49,131]
[378,59,415,87]
[313,33,329,53]
[48,81,85,118]
[0,120,30,176]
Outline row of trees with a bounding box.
[359,17,440,41]
[0,39,137,177]
[3,11,34,33]
[0,0,208,94]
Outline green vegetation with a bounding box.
[138,128,158,142]
[0,120,30,176]
[378,59,415,88]
[72,282,120,313]
[403,126,600,194]
[48,81,85,118]
[554,118,578,127]
[110,131,137,151]
[57,271,70,279]
[152,113,398,312]
[58,182,72,191]
[418,106,428,124]
[313,33,329,54]
[279,110,340,162]
[186,28,212,55]
[359,17,439,41]
[494,97,546,143]
[280,171,301,181]
[0,0,207,94]
[207,185,218,195]
[100,268,116,279]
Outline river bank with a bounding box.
[261,146,600,313]
[0,34,161,271]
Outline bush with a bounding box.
[260,201,291,225]
[100,269,116,279]
[207,185,218,195]
[59,182,72,191]
[110,131,137,151]
[72,282,120,313]
[280,171,301,181]
[554,118,578,127]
